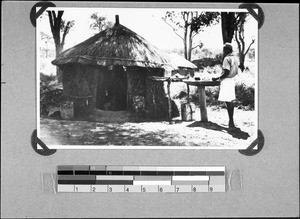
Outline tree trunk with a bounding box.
[183,25,188,60]
[48,10,64,82]
[239,53,245,72]
[221,12,235,44]
[55,44,63,82]
[187,27,193,61]
[55,43,63,56]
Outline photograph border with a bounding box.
[36,7,258,150]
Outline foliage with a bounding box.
[165,48,184,57]
[40,32,52,41]
[162,11,220,60]
[40,73,57,93]
[90,12,113,33]
[247,47,255,60]
[199,48,213,57]
[40,73,68,117]
[201,83,254,110]
[235,82,254,110]
[60,20,75,36]
[192,58,220,70]
[192,51,223,70]
[203,86,220,107]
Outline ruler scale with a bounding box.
[57,166,225,193]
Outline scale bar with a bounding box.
[57,166,225,193]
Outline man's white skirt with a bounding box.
[218,78,236,102]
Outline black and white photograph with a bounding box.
[37,7,258,149]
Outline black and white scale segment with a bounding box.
[57,165,225,193]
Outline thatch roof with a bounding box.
[166,53,197,69]
[52,18,177,70]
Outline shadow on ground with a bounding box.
[187,121,250,140]
[90,124,172,146]
[40,118,177,146]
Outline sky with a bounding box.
[37,7,257,55]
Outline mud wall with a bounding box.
[61,64,99,115]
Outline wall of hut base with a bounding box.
[61,64,99,117]
[126,67,170,119]
[60,64,178,120]
[126,68,147,111]
[145,77,169,119]
[96,66,128,111]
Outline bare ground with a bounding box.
[39,106,257,149]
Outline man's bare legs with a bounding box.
[225,101,235,128]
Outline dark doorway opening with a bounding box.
[96,66,128,111]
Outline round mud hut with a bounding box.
[52,15,178,121]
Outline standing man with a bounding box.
[212,43,239,128]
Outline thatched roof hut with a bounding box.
[52,15,179,119]
[52,16,177,69]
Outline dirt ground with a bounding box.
[39,106,257,149]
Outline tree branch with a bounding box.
[234,13,243,26]
[191,44,202,51]
[47,11,54,34]
[193,11,198,19]
[51,11,60,39]
[234,13,240,24]
[51,11,57,27]
[61,21,70,47]
[244,39,255,56]
[57,11,64,26]
[162,17,184,40]
[241,25,245,40]
[238,27,245,53]
[235,30,242,56]
[192,27,204,38]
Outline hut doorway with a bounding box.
[96,66,128,111]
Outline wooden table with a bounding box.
[182,80,220,122]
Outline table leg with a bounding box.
[198,86,208,122]
[167,80,172,123]
[187,84,190,103]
